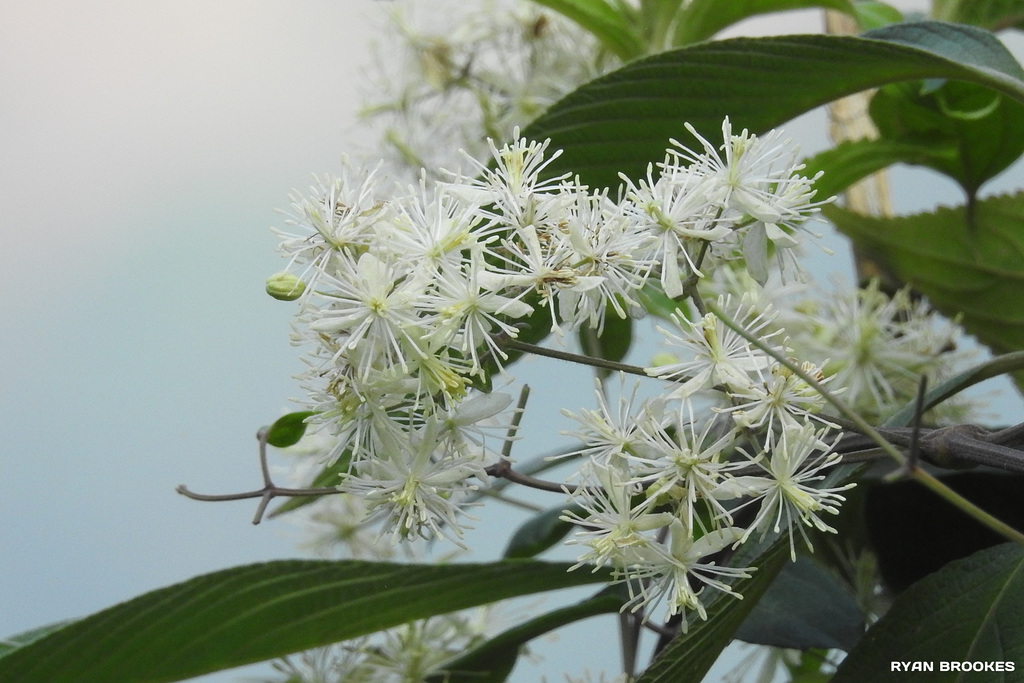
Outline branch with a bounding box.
[177,427,340,524]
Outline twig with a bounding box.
[177,428,339,524]
[485,458,577,494]
[503,339,649,378]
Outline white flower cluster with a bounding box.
[269,609,494,683]
[561,294,852,627]
[711,270,975,423]
[271,118,834,618]
[358,0,611,182]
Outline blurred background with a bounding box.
[2,1,1022,681]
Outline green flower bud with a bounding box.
[265,272,305,301]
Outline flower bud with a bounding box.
[265,272,305,301]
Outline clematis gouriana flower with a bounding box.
[269,119,859,626]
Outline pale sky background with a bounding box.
[2,1,1022,682]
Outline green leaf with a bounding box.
[504,504,582,558]
[863,473,1024,593]
[672,0,855,47]
[832,543,1024,681]
[0,559,612,683]
[0,621,75,659]
[884,350,1024,427]
[524,22,1024,191]
[864,21,1024,78]
[264,411,316,448]
[801,138,956,200]
[933,0,1024,32]
[636,538,790,683]
[532,0,646,61]
[869,79,1024,193]
[734,556,865,651]
[827,193,1024,365]
[426,585,626,682]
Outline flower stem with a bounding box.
[504,338,649,377]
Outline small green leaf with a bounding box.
[832,543,1024,681]
[504,504,582,559]
[734,556,865,652]
[0,560,613,683]
[426,585,625,683]
[265,411,316,448]
[638,282,688,322]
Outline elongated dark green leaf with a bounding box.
[885,351,1024,427]
[672,0,854,46]
[504,504,582,558]
[0,560,611,683]
[524,22,1024,190]
[265,411,316,448]
[426,585,626,683]
[0,621,75,659]
[832,543,1024,682]
[636,538,789,683]
[828,193,1024,364]
[734,556,865,651]
[801,138,956,200]
[533,0,645,60]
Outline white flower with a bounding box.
[420,249,534,374]
[358,1,608,182]
[433,390,515,461]
[627,401,743,532]
[646,296,777,399]
[621,161,731,297]
[341,417,485,544]
[556,188,657,332]
[797,282,964,419]
[452,131,574,232]
[672,118,830,283]
[299,361,420,465]
[307,252,429,379]
[389,180,487,277]
[621,519,750,628]
[273,163,391,292]
[561,376,667,465]
[724,360,837,440]
[486,222,584,336]
[733,424,853,561]
[562,461,675,571]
